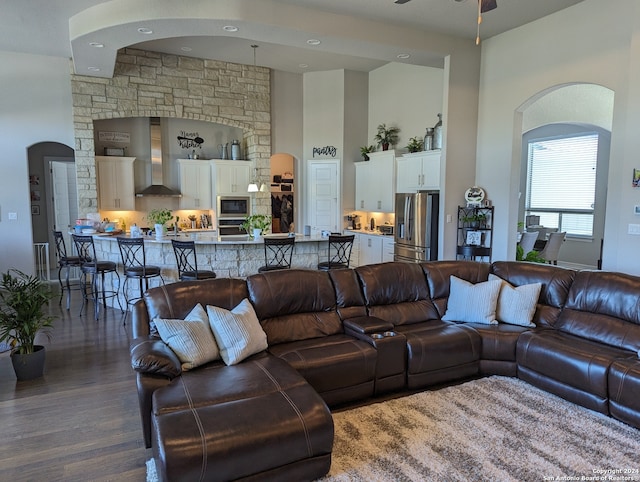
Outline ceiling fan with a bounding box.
[394,0,498,44]
[394,0,497,11]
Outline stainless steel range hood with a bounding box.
[136,117,182,197]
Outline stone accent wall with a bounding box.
[71,48,271,216]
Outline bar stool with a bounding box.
[72,234,122,319]
[53,230,83,310]
[117,237,164,319]
[259,236,295,272]
[317,234,355,270]
[171,239,217,280]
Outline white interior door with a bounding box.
[307,160,339,234]
[50,160,78,252]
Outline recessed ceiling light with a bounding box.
[87,67,101,72]
[89,42,104,48]
[137,27,153,34]
[223,25,239,32]
[181,47,192,52]
[298,63,309,69]
[397,53,410,59]
[307,39,321,46]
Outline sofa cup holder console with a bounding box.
[371,331,398,339]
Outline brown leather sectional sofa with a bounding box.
[131,260,640,481]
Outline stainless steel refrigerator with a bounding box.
[394,191,439,262]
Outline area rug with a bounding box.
[147,376,640,481]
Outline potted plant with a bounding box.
[462,212,487,229]
[516,245,547,263]
[360,145,376,161]
[146,208,173,239]
[406,136,424,153]
[374,124,400,151]
[241,214,272,239]
[0,269,55,380]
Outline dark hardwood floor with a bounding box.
[0,284,148,481]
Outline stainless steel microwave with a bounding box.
[217,196,251,219]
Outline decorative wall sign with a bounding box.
[633,168,640,188]
[98,131,130,143]
[31,205,40,215]
[312,146,337,158]
[177,131,204,149]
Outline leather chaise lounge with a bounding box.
[131,260,640,481]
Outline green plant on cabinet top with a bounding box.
[406,136,424,153]
[374,124,400,150]
[360,145,376,161]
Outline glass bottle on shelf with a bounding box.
[433,113,443,150]
[423,128,434,151]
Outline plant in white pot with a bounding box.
[0,269,54,380]
[146,208,173,239]
[241,214,272,239]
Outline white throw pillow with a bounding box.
[207,298,268,366]
[154,303,220,371]
[489,274,541,328]
[442,276,501,325]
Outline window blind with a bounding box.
[526,133,598,236]
[527,134,598,210]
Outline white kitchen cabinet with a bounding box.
[349,232,393,266]
[95,156,136,210]
[382,237,395,262]
[359,234,384,266]
[396,150,441,193]
[178,159,212,209]
[213,160,251,195]
[355,150,395,212]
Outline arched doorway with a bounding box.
[27,142,76,277]
[515,83,614,268]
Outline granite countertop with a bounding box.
[93,232,328,244]
[345,228,395,237]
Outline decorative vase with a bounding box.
[382,143,390,151]
[11,345,46,381]
[155,223,164,240]
[253,228,262,239]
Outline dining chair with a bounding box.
[518,231,539,257]
[538,232,566,265]
[53,230,83,310]
[117,237,164,320]
[259,236,295,273]
[317,234,355,270]
[171,239,217,280]
[72,234,122,319]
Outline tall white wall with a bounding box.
[368,63,444,151]
[476,0,640,273]
[0,51,74,275]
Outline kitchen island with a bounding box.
[92,232,330,310]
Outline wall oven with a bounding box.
[217,196,250,237]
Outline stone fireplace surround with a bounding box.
[71,48,272,217]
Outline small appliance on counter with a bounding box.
[378,224,394,236]
[347,213,361,230]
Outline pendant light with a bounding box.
[248,167,261,193]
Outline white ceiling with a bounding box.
[1,0,584,76]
